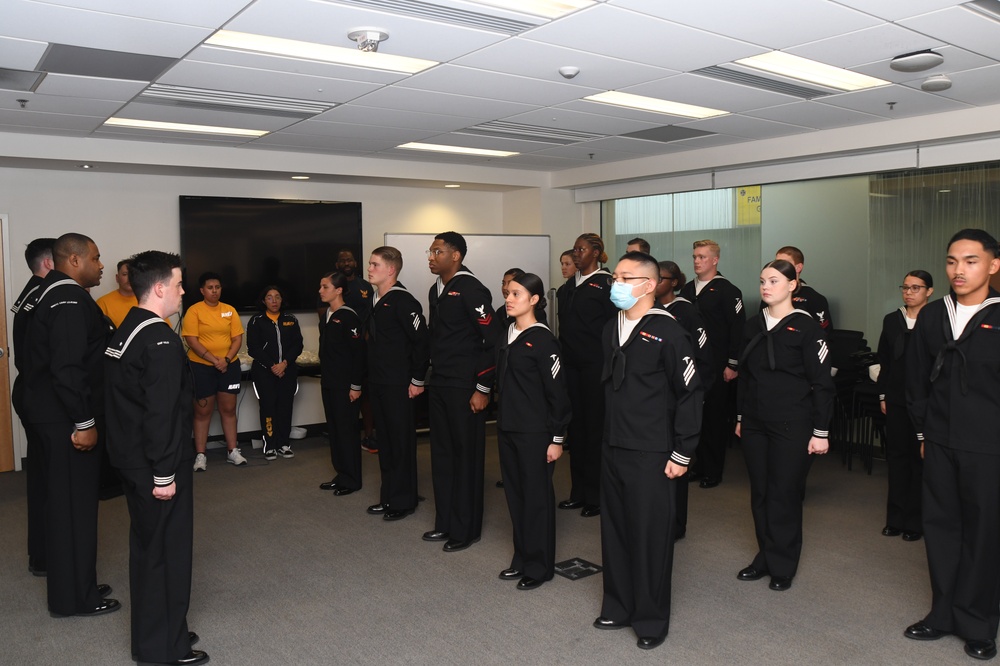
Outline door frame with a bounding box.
[1,213,20,471]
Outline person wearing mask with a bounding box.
[22,232,119,617]
[104,250,208,666]
[424,231,499,551]
[11,237,55,578]
[495,273,570,591]
[557,233,619,518]
[656,260,712,541]
[246,285,304,461]
[679,239,745,489]
[877,270,933,542]
[95,259,138,327]
[182,273,245,471]
[904,229,1000,661]
[593,251,702,650]
[364,247,429,521]
[735,260,834,592]
[316,272,365,496]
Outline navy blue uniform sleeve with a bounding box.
[536,336,571,442]
[49,300,96,429]
[346,312,365,391]
[803,325,835,438]
[736,320,754,422]
[875,314,892,402]
[814,292,833,331]
[142,340,185,486]
[466,281,500,394]
[724,282,746,369]
[667,329,703,466]
[397,298,429,387]
[906,308,933,441]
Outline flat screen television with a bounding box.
[179,196,362,313]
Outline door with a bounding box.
[0,215,14,471]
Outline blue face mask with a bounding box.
[610,280,645,310]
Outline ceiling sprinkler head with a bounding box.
[348,29,388,53]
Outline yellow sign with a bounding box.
[736,186,761,226]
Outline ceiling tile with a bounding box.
[850,45,997,84]
[34,0,255,26]
[830,0,965,21]
[817,83,972,118]
[397,64,598,106]
[247,132,400,153]
[0,91,123,116]
[500,107,661,136]
[33,73,147,101]
[624,73,801,113]
[743,100,886,130]
[677,114,814,140]
[184,46,409,86]
[0,35,48,70]
[313,104,481,132]
[113,101,301,131]
[786,23,944,68]
[614,0,880,49]
[525,4,765,72]
[352,86,534,120]
[279,119,437,143]
[0,107,105,130]
[899,6,1000,60]
[94,125,251,144]
[904,64,1000,106]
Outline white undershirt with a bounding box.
[953,302,979,339]
[695,278,710,295]
[576,269,599,287]
[904,314,917,330]
[508,324,522,344]
[764,310,781,331]
[618,312,642,346]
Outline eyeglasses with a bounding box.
[425,249,446,258]
[899,285,927,293]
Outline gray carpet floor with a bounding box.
[0,428,969,665]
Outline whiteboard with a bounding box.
[384,233,550,319]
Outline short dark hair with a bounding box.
[198,271,221,287]
[128,251,181,302]
[116,259,130,272]
[627,237,651,254]
[24,238,55,272]
[658,260,686,293]
[906,269,934,289]
[435,231,467,260]
[53,233,94,266]
[619,251,660,279]
[503,267,524,278]
[371,246,402,274]
[948,228,1000,258]
[776,245,804,265]
[257,284,286,313]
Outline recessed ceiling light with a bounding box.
[103,117,268,137]
[467,0,595,19]
[939,189,952,193]
[735,52,890,91]
[584,91,728,119]
[205,30,437,75]
[77,163,94,169]
[291,175,310,180]
[445,184,461,188]
[397,142,518,157]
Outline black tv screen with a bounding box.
[179,196,362,313]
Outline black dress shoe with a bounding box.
[699,478,720,489]
[319,480,339,491]
[496,480,504,488]
[98,583,112,597]
[189,632,199,646]
[28,560,47,577]
[498,568,523,580]
[139,649,210,666]
[580,505,601,518]
[517,576,544,590]
[902,531,923,542]
[966,639,998,660]
[904,622,948,641]
[332,487,356,496]
[52,597,121,618]
[882,526,902,537]
[674,530,686,542]
[637,636,665,650]
[558,499,584,510]
[592,616,628,630]
[366,503,388,515]
[442,537,480,552]
[422,530,449,542]
[737,565,767,581]
[383,508,414,521]
[769,576,792,591]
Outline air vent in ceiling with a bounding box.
[0,68,45,92]
[139,84,334,117]
[622,126,715,143]
[39,44,175,81]
[694,65,834,99]
[459,120,605,144]
[328,0,538,35]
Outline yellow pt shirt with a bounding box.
[182,301,244,365]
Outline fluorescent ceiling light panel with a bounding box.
[205,30,437,74]
[397,142,518,157]
[469,0,595,19]
[103,117,269,137]
[584,91,728,119]
[735,52,890,92]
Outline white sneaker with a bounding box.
[276,445,294,459]
[227,448,248,466]
[193,453,207,472]
[263,448,277,461]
